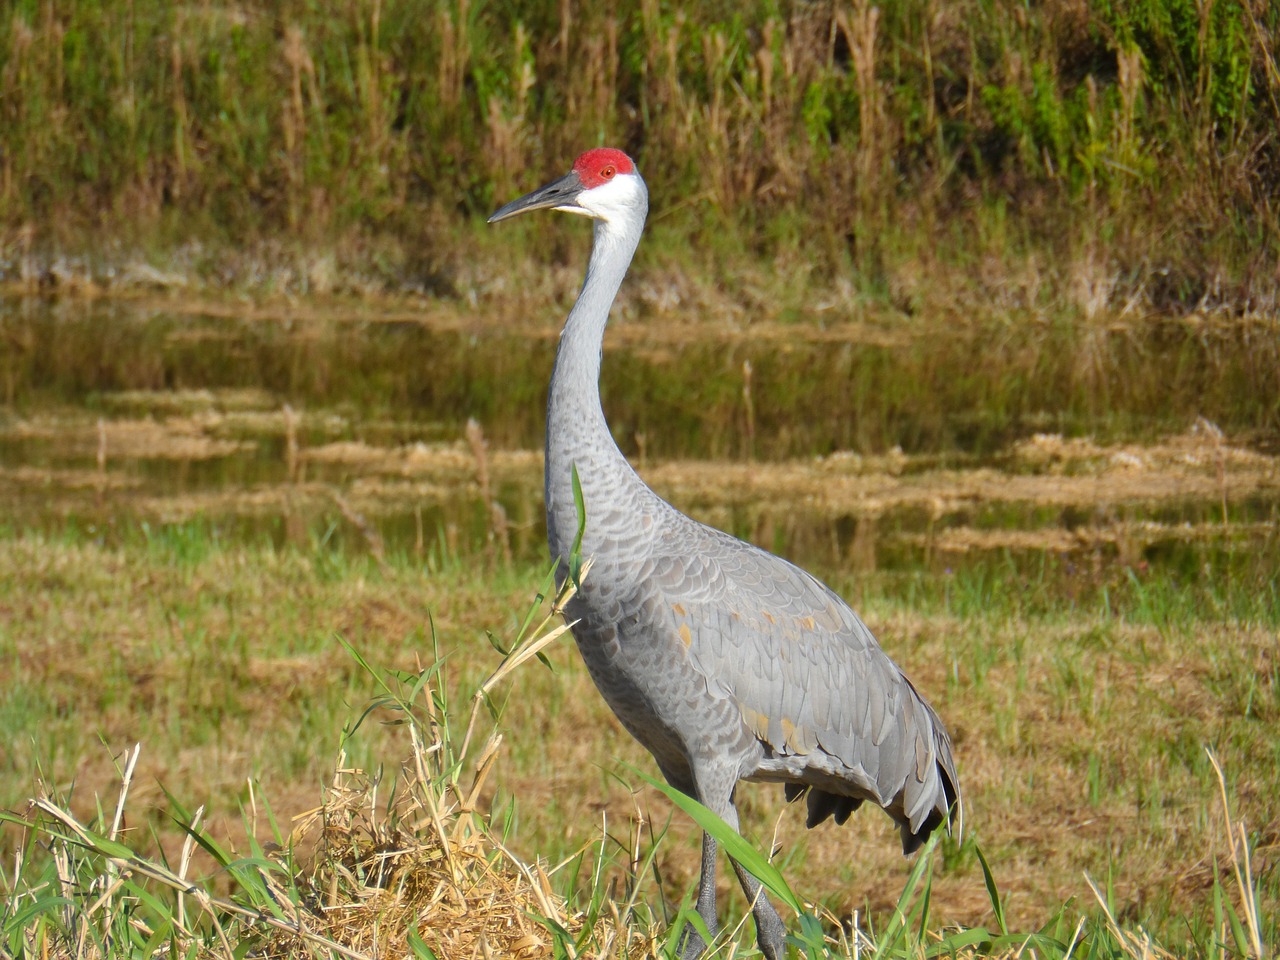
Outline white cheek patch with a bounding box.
[576,175,644,220]
[554,204,597,218]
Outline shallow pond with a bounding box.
[1,295,1277,603]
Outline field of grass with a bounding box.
[0,519,1275,957]
[1,371,1276,956]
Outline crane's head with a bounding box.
[488,148,645,226]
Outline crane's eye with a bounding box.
[601,165,616,179]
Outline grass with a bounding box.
[1,1,1278,314]
[0,514,1275,957]
[1,552,1274,960]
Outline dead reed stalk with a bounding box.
[466,417,512,569]
[330,489,390,574]
[1206,749,1267,959]
[281,24,316,230]
[95,416,106,508]
[839,0,885,219]
[282,402,300,483]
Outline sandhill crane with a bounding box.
[489,148,961,960]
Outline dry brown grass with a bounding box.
[1,531,1274,955]
[1,386,1276,955]
[4,405,1275,527]
[5,575,665,960]
[13,733,641,960]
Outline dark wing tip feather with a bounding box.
[781,785,866,830]
[900,755,963,854]
[942,758,963,841]
[900,808,943,854]
[831,796,862,826]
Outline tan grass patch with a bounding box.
[99,387,277,415]
[5,415,253,460]
[905,519,1277,555]
[302,439,540,479]
[5,571,657,960]
[650,424,1279,520]
[0,464,140,491]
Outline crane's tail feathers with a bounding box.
[899,778,961,854]
[783,785,864,829]
[934,717,963,845]
[901,736,962,854]
[942,759,963,843]
[896,700,963,854]
[782,695,962,850]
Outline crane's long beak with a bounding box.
[488,170,585,223]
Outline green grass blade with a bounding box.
[174,818,234,870]
[634,769,803,915]
[2,897,74,932]
[569,463,586,589]
[874,831,940,956]
[974,842,1008,936]
[407,926,439,959]
[924,926,991,956]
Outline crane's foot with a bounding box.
[678,926,708,960]
[753,907,787,960]
[678,913,786,960]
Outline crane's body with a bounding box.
[490,149,960,960]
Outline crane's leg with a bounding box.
[728,854,787,960]
[715,798,785,960]
[679,831,720,960]
[684,776,787,960]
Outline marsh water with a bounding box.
[1,294,1277,598]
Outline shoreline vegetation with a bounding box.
[1,0,1278,314]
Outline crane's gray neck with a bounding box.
[545,214,649,562]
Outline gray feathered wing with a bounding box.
[649,518,961,851]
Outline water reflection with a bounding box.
[1,296,1277,595]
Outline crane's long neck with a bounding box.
[545,213,649,565]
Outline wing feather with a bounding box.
[655,517,960,842]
